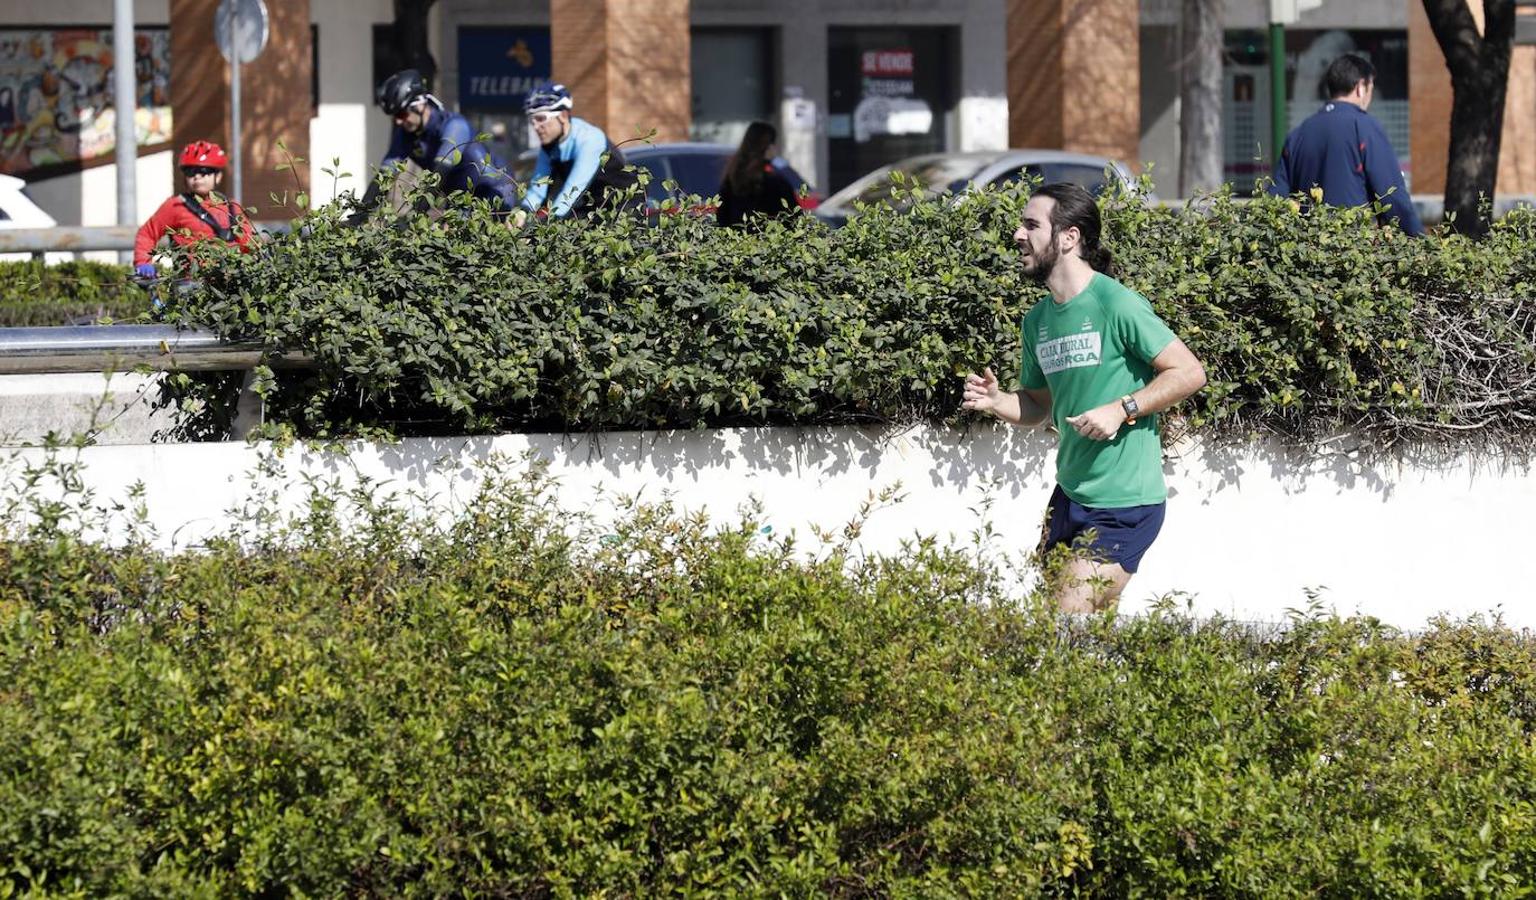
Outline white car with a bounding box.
[814,150,1148,227]
[0,173,58,229]
[0,173,60,262]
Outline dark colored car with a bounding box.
[513,142,820,215]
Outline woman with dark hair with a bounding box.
[717,120,800,228]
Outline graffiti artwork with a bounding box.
[0,27,172,177]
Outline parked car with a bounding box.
[512,142,821,216]
[0,173,61,261]
[814,150,1146,227]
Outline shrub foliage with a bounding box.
[0,260,151,326]
[158,179,1536,447]
[1,456,1534,895]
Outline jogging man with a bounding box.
[512,82,639,225]
[1269,54,1422,236]
[135,140,252,280]
[350,68,520,223]
[962,183,1207,613]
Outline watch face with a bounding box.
[1122,396,1139,417]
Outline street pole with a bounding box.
[112,0,138,260]
[228,6,242,203]
[1268,20,1286,169]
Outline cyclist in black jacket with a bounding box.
[349,69,520,223]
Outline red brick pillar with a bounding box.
[170,0,312,216]
[551,0,691,144]
[1408,0,1536,195]
[1006,0,1140,166]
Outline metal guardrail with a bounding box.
[0,325,311,375]
[0,222,293,258]
[0,324,312,440]
[0,226,140,256]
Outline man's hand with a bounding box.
[1064,402,1128,441]
[961,368,1003,414]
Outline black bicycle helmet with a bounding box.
[376,69,428,115]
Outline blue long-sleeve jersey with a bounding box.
[381,105,519,214]
[520,117,637,218]
[1268,101,1422,236]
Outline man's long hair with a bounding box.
[1032,182,1115,277]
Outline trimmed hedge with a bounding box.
[1,460,1534,894]
[159,178,1536,447]
[0,260,151,326]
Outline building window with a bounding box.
[825,27,957,193]
[690,28,774,146]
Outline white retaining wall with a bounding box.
[1,424,1530,630]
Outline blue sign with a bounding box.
[458,26,550,111]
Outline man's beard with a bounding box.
[1022,239,1060,286]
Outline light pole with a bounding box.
[112,0,138,259]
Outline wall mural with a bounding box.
[0,27,172,178]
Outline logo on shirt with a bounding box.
[1036,332,1102,375]
[1079,316,1094,331]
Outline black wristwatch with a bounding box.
[1120,394,1140,425]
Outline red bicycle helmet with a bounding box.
[179,141,228,169]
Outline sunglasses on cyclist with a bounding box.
[529,111,562,125]
[181,166,219,177]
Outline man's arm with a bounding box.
[521,151,553,212]
[549,131,606,218]
[962,368,1052,427]
[346,129,410,224]
[1361,119,1423,236]
[1063,338,1206,441]
[134,198,175,265]
[1267,139,1293,197]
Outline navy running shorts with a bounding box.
[1040,484,1167,574]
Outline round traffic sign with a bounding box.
[215,0,270,65]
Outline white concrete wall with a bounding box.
[3,424,1530,631]
[309,0,395,206]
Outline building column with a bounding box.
[550,0,691,144]
[169,0,312,216]
[1006,0,1140,166]
[1408,0,1536,196]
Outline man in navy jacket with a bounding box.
[1269,54,1423,236]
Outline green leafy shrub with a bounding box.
[0,260,152,326]
[1,456,1534,895]
[161,180,1536,448]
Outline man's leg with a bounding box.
[1055,557,1133,614]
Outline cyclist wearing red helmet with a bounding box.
[133,140,253,279]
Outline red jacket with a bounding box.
[134,193,253,266]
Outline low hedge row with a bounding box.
[157,177,1536,447]
[1,460,1534,894]
[0,260,151,326]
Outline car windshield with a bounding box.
[845,156,988,207]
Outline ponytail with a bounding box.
[1085,244,1115,278]
[1033,182,1114,276]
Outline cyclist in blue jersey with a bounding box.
[348,69,520,224]
[511,82,639,226]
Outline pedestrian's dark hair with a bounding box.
[1032,182,1114,276]
[1324,54,1375,99]
[724,121,778,195]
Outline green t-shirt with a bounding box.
[1018,273,1176,508]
